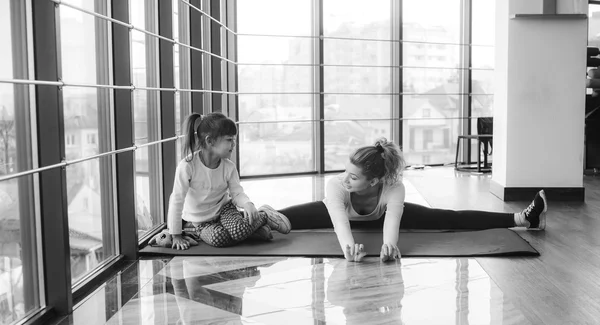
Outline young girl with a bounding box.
[276,138,547,262]
[167,112,291,250]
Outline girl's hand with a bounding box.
[380,243,401,262]
[243,202,259,225]
[344,243,367,262]
[172,235,189,250]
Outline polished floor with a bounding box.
[52,167,600,325]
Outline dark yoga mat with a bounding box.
[140,228,539,257]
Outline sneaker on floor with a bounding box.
[522,190,548,230]
[259,205,292,234]
[248,225,273,241]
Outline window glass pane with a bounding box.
[324,95,391,120]
[472,0,495,46]
[324,39,391,65]
[173,0,191,160]
[472,0,494,164]
[471,95,494,118]
[589,5,600,95]
[60,0,117,283]
[0,1,40,317]
[402,117,459,166]
[60,2,105,84]
[65,158,115,282]
[237,1,316,177]
[132,89,162,236]
[472,45,494,69]
[324,0,392,39]
[325,120,392,170]
[403,0,461,44]
[239,94,313,122]
[131,0,163,238]
[325,67,392,93]
[238,36,313,64]
[403,94,460,118]
[239,122,314,175]
[402,68,461,94]
[403,94,460,165]
[237,0,312,36]
[238,66,313,93]
[591,5,600,48]
[0,3,14,79]
[472,69,493,95]
[403,43,462,69]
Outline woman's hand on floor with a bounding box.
[172,235,190,250]
[380,243,401,262]
[345,243,367,262]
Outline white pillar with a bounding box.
[491,0,588,201]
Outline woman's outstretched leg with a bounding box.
[400,190,548,230]
[278,201,333,229]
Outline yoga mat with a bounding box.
[140,228,539,257]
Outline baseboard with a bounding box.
[490,180,585,201]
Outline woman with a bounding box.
[276,138,547,262]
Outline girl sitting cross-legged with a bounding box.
[166,112,291,250]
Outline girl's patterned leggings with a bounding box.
[193,201,267,247]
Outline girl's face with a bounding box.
[209,134,236,159]
[342,162,378,193]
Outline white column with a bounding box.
[491,0,587,201]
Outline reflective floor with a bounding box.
[57,256,529,325]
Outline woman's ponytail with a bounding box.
[374,138,406,185]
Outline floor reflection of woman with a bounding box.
[325,259,405,324]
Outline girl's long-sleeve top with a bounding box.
[167,154,250,235]
[323,174,406,252]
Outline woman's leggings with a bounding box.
[279,201,515,230]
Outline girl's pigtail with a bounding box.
[182,113,202,161]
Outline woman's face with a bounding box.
[342,162,376,193]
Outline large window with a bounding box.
[237,0,315,176]
[324,0,394,170]
[60,0,118,284]
[174,0,191,161]
[0,0,42,323]
[402,0,462,166]
[237,0,496,174]
[130,0,164,238]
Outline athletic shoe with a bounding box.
[522,190,548,230]
[259,205,292,234]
